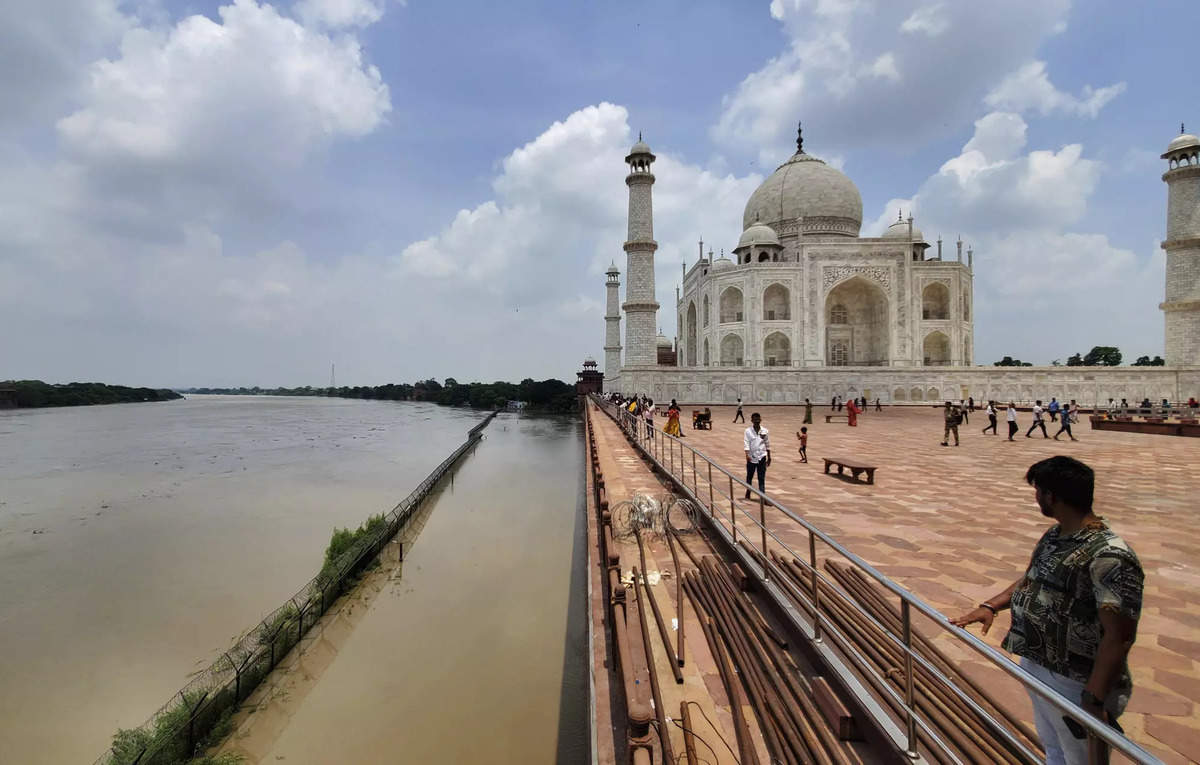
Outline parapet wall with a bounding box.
[616,365,1200,406]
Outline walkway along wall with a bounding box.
[94,409,502,765]
[617,365,1200,406]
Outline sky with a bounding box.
[1,0,1191,387]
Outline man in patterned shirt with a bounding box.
[951,456,1143,765]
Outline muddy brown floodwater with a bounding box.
[0,396,583,764]
[217,414,587,764]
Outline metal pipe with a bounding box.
[679,701,699,765]
[664,525,685,668]
[612,598,653,738]
[635,530,684,684]
[632,566,675,765]
[758,495,768,582]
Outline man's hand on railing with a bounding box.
[949,606,996,635]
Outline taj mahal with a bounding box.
[603,124,1200,405]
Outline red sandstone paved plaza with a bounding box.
[649,403,1200,764]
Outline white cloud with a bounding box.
[295,0,385,28]
[57,0,391,169]
[864,112,1163,363]
[900,4,949,37]
[984,60,1125,118]
[713,0,1072,158]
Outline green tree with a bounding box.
[1083,346,1121,366]
[993,356,1033,367]
[1066,353,1083,366]
[1132,355,1166,366]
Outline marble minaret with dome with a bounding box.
[605,124,1198,405]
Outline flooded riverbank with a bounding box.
[0,396,490,763]
[218,414,587,764]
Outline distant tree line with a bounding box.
[0,380,183,408]
[182,377,579,413]
[997,346,1165,368]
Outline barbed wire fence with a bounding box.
[93,409,502,765]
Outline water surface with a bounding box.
[0,396,482,763]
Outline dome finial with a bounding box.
[897,209,902,222]
[796,121,804,153]
[1183,122,1187,135]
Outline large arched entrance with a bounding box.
[720,334,744,366]
[763,332,790,366]
[825,277,889,365]
[686,302,698,366]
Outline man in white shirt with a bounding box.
[1026,400,1049,439]
[1006,402,1019,440]
[743,412,771,499]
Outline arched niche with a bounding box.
[763,284,790,321]
[686,302,698,366]
[703,338,710,366]
[763,332,790,366]
[923,331,950,366]
[702,294,710,327]
[927,386,940,401]
[893,387,907,401]
[962,296,970,321]
[720,334,744,366]
[910,386,924,401]
[922,282,950,320]
[825,277,889,366]
[719,286,744,323]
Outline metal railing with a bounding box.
[592,394,1160,764]
[93,409,502,765]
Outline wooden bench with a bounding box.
[823,457,877,485]
[691,411,712,430]
[825,414,849,423]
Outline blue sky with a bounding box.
[0,0,1192,386]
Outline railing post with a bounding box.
[692,451,698,495]
[902,599,919,758]
[707,462,714,515]
[809,530,821,643]
[759,494,768,582]
[728,475,736,543]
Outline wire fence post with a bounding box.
[706,462,714,515]
[728,475,736,543]
[692,451,698,495]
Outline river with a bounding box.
[0,396,585,764]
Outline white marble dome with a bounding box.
[882,217,925,242]
[737,222,781,249]
[656,332,673,349]
[742,151,863,236]
[712,254,734,271]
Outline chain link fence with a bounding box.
[93,409,501,765]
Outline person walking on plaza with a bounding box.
[733,396,745,423]
[1007,401,1019,440]
[951,456,1143,765]
[743,413,771,499]
[875,397,882,412]
[1049,397,1061,423]
[960,399,970,424]
[1056,400,1079,441]
[983,400,998,435]
[1027,400,1049,439]
[803,398,813,424]
[643,398,655,438]
[968,396,975,412]
[941,401,961,446]
[847,397,860,426]
[796,427,808,463]
[664,400,683,437]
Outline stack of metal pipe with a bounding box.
[767,551,1044,764]
[682,554,866,765]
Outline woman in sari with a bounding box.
[664,399,683,437]
[846,397,859,426]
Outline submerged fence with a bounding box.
[94,409,502,765]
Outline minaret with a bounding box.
[604,263,622,384]
[622,134,660,366]
[1162,124,1200,367]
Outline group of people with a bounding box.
[613,394,684,439]
[943,398,1082,446]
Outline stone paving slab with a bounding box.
[669,403,1200,764]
